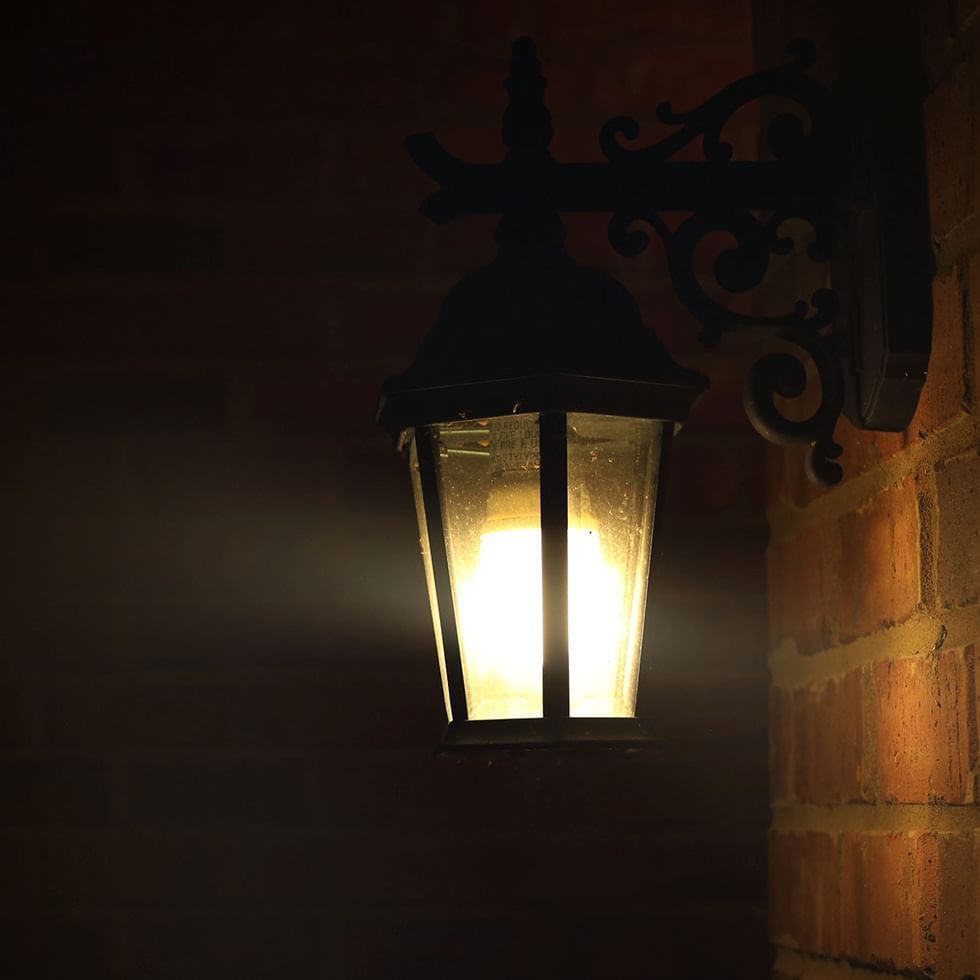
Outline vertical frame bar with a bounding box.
[634,421,674,718]
[539,411,569,718]
[646,422,674,588]
[415,425,469,723]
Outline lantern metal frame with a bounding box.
[413,416,674,750]
[377,36,933,749]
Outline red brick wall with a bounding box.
[757,1,980,977]
[0,3,774,978]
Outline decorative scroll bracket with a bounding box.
[405,37,932,487]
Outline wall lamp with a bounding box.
[376,37,933,749]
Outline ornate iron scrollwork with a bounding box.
[406,37,854,486]
[598,39,845,485]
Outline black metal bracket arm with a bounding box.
[406,37,932,487]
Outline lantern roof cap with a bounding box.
[377,243,707,438]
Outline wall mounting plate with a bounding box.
[835,43,934,432]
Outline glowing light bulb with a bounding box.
[456,517,629,720]
[567,526,628,717]
[457,526,543,719]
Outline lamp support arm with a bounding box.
[404,37,932,488]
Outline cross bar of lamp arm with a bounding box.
[406,134,836,225]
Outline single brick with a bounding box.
[768,521,835,653]
[936,452,980,607]
[124,761,311,825]
[0,366,45,433]
[839,480,921,641]
[248,362,392,438]
[45,45,222,123]
[43,679,318,754]
[45,215,222,277]
[0,835,126,904]
[2,127,125,200]
[539,0,751,45]
[0,760,113,825]
[127,913,321,980]
[544,55,628,118]
[0,286,140,360]
[46,369,226,434]
[793,669,866,804]
[456,0,528,43]
[840,831,975,977]
[297,1,456,49]
[437,57,514,120]
[908,271,967,439]
[655,517,767,600]
[220,213,428,278]
[0,912,119,979]
[925,60,971,241]
[0,681,34,750]
[339,122,443,206]
[332,286,441,361]
[769,829,840,956]
[770,686,794,805]
[219,41,434,123]
[140,127,321,201]
[135,283,327,360]
[625,39,754,117]
[874,647,976,803]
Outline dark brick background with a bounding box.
[0,2,771,977]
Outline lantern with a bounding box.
[377,231,706,747]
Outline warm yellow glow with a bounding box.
[568,526,628,717]
[457,527,542,720]
[456,523,628,720]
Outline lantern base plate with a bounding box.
[438,717,662,752]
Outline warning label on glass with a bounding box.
[490,416,540,474]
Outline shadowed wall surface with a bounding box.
[0,3,772,978]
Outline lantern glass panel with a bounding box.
[408,439,453,720]
[566,414,663,718]
[434,415,543,721]
[415,412,664,726]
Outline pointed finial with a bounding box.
[502,37,553,161]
